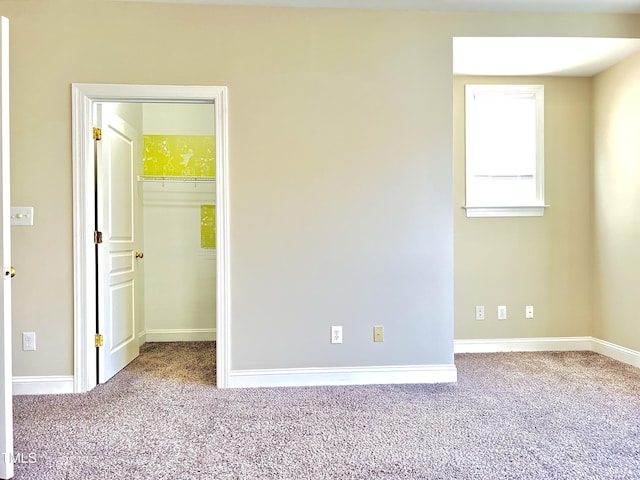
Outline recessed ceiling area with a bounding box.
[454,37,640,77]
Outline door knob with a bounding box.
[6,266,15,278]
[135,252,144,259]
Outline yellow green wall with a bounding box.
[143,135,215,177]
[201,205,216,249]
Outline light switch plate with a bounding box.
[11,207,34,226]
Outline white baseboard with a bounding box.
[228,364,457,388]
[13,375,74,395]
[142,328,216,342]
[17,337,640,395]
[454,336,593,354]
[591,338,640,368]
[455,336,640,369]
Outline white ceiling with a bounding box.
[118,0,640,14]
[454,37,640,76]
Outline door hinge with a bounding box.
[94,231,103,244]
[95,334,104,348]
[93,127,102,141]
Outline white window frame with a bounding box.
[464,84,547,218]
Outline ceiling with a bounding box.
[118,0,640,14]
[454,37,640,76]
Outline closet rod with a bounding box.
[137,175,216,184]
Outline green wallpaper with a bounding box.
[143,135,215,177]
[201,205,216,249]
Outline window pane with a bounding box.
[469,176,536,206]
[465,84,544,211]
[468,95,536,177]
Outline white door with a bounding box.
[0,16,13,480]
[96,104,141,383]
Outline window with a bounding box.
[464,84,546,217]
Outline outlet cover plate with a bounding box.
[498,305,507,320]
[331,326,343,344]
[373,326,384,342]
[22,332,36,351]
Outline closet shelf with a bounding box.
[137,175,216,184]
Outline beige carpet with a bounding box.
[128,341,216,385]
[12,343,640,479]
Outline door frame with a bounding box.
[0,16,12,480]
[71,84,231,392]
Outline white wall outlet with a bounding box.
[498,305,507,320]
[23,332,36,351]
[526,305,534,319]
[475,306,485,321]
[373,325,384,342]
[331,326,343,344]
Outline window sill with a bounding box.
[463,205,549,218]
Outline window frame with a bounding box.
[464,84,547,218]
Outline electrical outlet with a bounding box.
[475,306,485,321]
[331,326,343,344]
[373,326,384,342]
[526,305,534,319]
[23,332,36,351]
[498,305,507,320]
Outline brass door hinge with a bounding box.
[93,127,102,141]
[94,231,103,244]
[95,334,104,348]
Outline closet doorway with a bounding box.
[107,103,216,383]
[72,84,230,393]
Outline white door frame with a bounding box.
[0,16,13,480]
[71,84,231,392]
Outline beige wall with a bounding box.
[593,51,640,350]
[2,0,639,377]
[454,76,594,339]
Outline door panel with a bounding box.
[97,104,140,384]
[109,281,134,350]
[108,130,134,241]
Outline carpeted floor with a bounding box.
[12,343,640,479]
